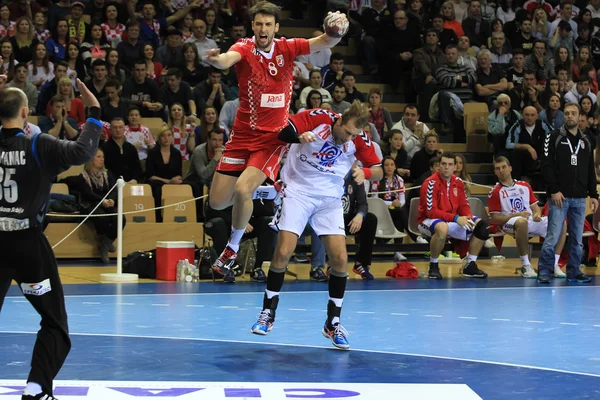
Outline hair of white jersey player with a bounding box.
[341,100,370,129]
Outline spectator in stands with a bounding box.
[146,126,184,222]
[368,88,392,136]
[141,43,164,84]
[588,0,600,20]
[117,21,144,71]
[410,131,442,179]
[68,2,89,44]
[184,128,224,194]
[372,156,416,244]
[340,171,378,280]
[496,0,518,23]
[6,63,37,115]
[179,13,194,43]
[488,156,567,279]
[36,61,67,115]
[80,24,111,68]
[28,43,54,89]
[219,20,247,53]
[531,8,550,42]
[341,71,365,103]
[524,40,554,82]
[509,70,543,112]
[454,153,472,196]
[462,0,491,49]
[321,52,347,91]
[539,93,565,129]
[581,64,599,94]
[161,67,197,119]
[330,83,351,114]
[565,76,598,104]
[382,9,422,97]
[572,45,595,81]
[506,106,552,179]
[550,20,575,56]
[489,32,512,72]
[512,18,535,55]
[70,149,125,264]
[435,44,476,141]
[122,59,164,119]
[105,49,127,85]
[456,35,477,70]
[299,70,333,108]
[11,17,38,64]
[101,2,126,47]
[353,0,392,75]
[431,14,458,52]
[156,29,184,68]
[391,104,428,164]
[507,49,525,90]
[48,0,71,32]
[475,49,509,106]
[125,106,155,161]
[10,0,42,21]
[64,43,85,88]
[488,93,522,154]
[168,102,195,159]
[549,0,577,39]
[194,106,228,146]
[86,59,108,99]
[557,66,574,95]
[382,129,410,177]
[100,79,131,124]
[45,19,69,62]
[441,2,464,37]
[34,14,51,44]
[54,77,85,127]
[179,42,208,88]
[194,67,231,113]
[298,90,326,113]
[219,97,239,132]
[102,117,143,184]
[204,8,225,43]
[524,0,556,21]
[186,19,218,67]
[297,30,331,70]
[406,0,429,33]
[580,95,597,118]
[554,46,572,77]
[127,0,199,48]
[413,28,445,122]
[38,95,79,140]
[0,39,16,82]
[417,151,489,279]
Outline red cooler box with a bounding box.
[156,241,195,281]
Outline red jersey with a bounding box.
[229,37,310,134]
[417,172,472,223]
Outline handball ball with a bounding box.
[324,13,349,38]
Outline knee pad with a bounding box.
[473,219,490,241]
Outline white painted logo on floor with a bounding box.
[0,381,482,399]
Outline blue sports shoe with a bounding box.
[251,310,274,335]
[322,322,350,350]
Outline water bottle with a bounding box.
[176,260,185,282]
[491,255,505,262]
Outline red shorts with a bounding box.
[216,127,288,182]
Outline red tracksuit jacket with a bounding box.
[417,171,472,223]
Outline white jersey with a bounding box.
[488,180,538,216]
[282,109,381,199]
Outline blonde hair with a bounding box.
[341,100,370,129]
[441,1,456,20]
[532,8,549,37]
[14,16,34,46]
[168,103,186,132]
[84,149,106,173]
[156,125,173,143]
[57,77,74,100]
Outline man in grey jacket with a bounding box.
[6,63,38,115]
[184,128,224,189]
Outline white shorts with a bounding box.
[501,216,548,238]
[270,186,345,237]
[418,217,481,241]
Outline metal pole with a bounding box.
[116,177,124,275]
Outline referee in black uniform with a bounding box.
[0,78,102,399]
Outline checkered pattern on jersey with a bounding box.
[172,124,193,160]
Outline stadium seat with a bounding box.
[123,184,155,223]
[144,118,167,140]
[162,183,195,222]
[468,197,504,238]
[51,183,69,195]
[408,197,421,238]
[367,197,406,240]
[57,165,84,181]
[162,184,193,199]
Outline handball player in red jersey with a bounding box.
[203,1,349,280]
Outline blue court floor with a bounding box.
[2,279,600,399]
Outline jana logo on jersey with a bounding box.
[509,197,526,212]
[312,142,343,167]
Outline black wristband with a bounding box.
[88,106,101,120]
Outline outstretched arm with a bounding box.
[308,12,349,53]
[203,49,242,70]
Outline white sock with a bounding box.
[467,254,478,263]
[430,258,439,264]
[252,185,278,200]
[227,227,245,251]
[330,297,343,307]
[265,289,279,299]
[520,255,530,266]
[554,254,560,266]
[25,382,42,396]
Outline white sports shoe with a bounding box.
[520,264,537,278]
[553,265,566,278]
[394,252,407,261]
[484,239,495,248]
[416,236,428,244]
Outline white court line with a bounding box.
[357,311,375,314]
[6,285,597,299]
[492,318,511,321]
[391,313,409,316]
[526,320,545,324]
[186,304,204,308]
[151,304,170,307]
[560,322,579,326]
[288,308,307,311]
[82,302,100,305]
[425,315,443,318]
[117,303,135,306]
[459,317,477,320]
[2,330,600,379]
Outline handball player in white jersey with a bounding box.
[488,156,567,279]
[202,1,350,280]
[250,101,382,349]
